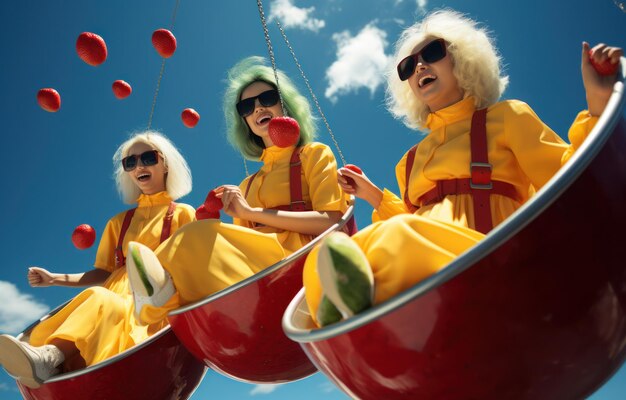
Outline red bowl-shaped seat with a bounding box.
[167,205,356,383]
[283,64,626,399]
[14,320,206,400]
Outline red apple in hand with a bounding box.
[112,80,132,99]
[152,29,177,58]
[343,163,363,188]
[181,108,200,128]
[72,224,96,249]
[76,32,107,66]
[37,88,61,112]
[269,117,300,148]
[204,189,223,212]
[588,49,619,76]
[195,204,220,220]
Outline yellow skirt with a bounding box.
[140,220,299,324]
[29,268,165,368]
[303,214,484,326]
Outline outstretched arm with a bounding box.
[28,267,111,288]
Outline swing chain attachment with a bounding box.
[256,0,287,116]
[275,20,347,167]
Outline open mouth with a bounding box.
[257,114,272,126]
[419,75,437,88]
[137,173,151,182]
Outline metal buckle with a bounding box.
[470,162,493,190]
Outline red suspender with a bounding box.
[244,147,311,212]
[159,201,177,243]
[403,145,419,214]
[114,201,176,267]
[115,208,136,267]
[404,108,520,234]
[468,109,494,234]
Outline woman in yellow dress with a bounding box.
[0,131,195,388]
[303,9,623,326]
[126,56,349,326]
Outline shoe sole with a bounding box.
[126,242,175,322]
[317,232,374,319]
[0,335,42,389]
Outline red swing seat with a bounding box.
[167,202,357,383]
[282,62,626,399]
[13,304,206,400]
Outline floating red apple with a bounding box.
[204,189,223,212]
[72,224,96,249]
[588,49,619,76]
[268,116,300,148]
[152,29,177,58]
[76,32,107,66]
[37,88,61,112]
[343,163,363,188]
[195,204,220,220]
[112,80,132,99]
[181,108,200,128]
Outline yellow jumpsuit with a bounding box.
[304,97,598,325]
[140,143,348,325]
[29,192,195,367]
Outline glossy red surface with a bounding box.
[286,101,626,397]
[168,254,317,383]
[17,327,206,400]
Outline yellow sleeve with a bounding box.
[93,215,122,272]
[301,143,348,213]
[561,111,599,165]
[372,189,408,222]
[234,175,255,228]
[504,101,569,190]
[175,203,197,225]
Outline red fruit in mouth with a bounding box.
[72,224,96,249]
[152,29,177,58]
[204,189,223,212]
[112,80,132,99]
[181,108,200,128]
[76,32,107,66]
[588,50,619,76]
[268,117,300,148]
[37,88,61,112]
[195,204,220,220]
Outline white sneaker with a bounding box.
[0,335,64,388]
[126,241,175,323]
[316,232,374,322]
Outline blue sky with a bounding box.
[0,0,625,398]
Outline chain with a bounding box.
[276,21,346,166]
[147,0,182,130]
[256,0,286,115]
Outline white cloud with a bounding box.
[0,281,49,335]
[325,23,392,103]
[268,0,325,32]
[249,384,280,396]
[417,0,428,13]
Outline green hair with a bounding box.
[223,56,317,160]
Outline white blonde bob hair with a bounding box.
[386,9,509,130]
[113,130,192,204]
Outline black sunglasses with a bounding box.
[397,39,447,81]
[122,150,160,172]
[236,89,280,117]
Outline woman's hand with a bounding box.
[338,167,383,209]
[28,267,56,287]
[214,185,252,219]
[582,42,623,117]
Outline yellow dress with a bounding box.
[29,192,195,367]
[140,142,348,324]
[304,98,598,325]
